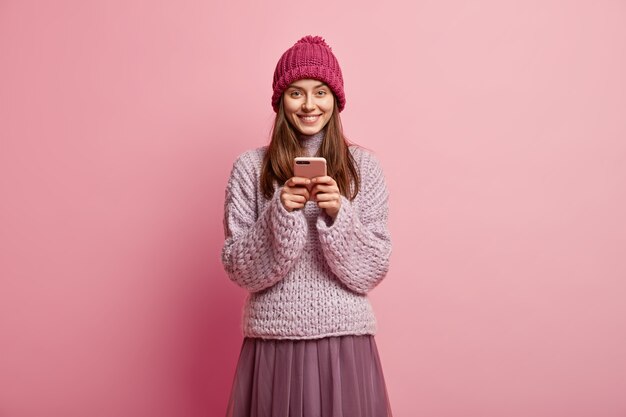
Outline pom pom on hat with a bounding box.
[295,35,332,50]
[271,35,345,113]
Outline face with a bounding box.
[282,79,334,135]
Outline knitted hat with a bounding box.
[271,35,346,113]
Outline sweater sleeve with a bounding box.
[220,152,308,293]
[315,151,392,295]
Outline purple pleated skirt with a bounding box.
[225,334,393,417]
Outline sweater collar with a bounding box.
[297,128,325,156]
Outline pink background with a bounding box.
[1,1,625,416]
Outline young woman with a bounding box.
[221,35,393,417]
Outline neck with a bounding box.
[297,128,326,156]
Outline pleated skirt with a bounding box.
[225,334,393,417]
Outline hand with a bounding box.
[280,176,311,212]
[310,175,341,220]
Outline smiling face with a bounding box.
[282,79,335,135]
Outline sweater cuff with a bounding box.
[271,185,308,231]
[316,194,354,236]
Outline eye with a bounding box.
[317,90,327,96]
[290,90,302,97]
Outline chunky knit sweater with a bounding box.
[220,129,392,340]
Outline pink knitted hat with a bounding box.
[271,35,346,113]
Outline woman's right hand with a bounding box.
[281,177,311,212]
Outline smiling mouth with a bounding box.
[298,114,322,123]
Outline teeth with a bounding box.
[301,116,319,121]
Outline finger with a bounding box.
[283,192,308,204]
[288,176,312,186]
[281,194,307,205]
[280,188,302,201]
[287,189,311,202]
[311,184,338,193]
[317,200,340,209]
[284,200,304,210]
[311,175,336,185]
[285,186,310,200]
[290,186,311,196]
[313,193,339,202]
[280,194,305,211]
[310,185,338,201]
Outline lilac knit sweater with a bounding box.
[220,129,392,340]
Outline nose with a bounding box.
[302,94,315,111]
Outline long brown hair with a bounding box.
[261,95,361,200]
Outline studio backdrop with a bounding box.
[1,1,625,416]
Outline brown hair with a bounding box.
[260,95,361,200]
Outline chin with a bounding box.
[299,126,322,135]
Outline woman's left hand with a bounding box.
[310,175,342,220]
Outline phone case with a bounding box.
[294,157,327,191]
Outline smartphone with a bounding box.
[294,157,327,178]
[294,157,327,191]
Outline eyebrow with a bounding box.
[286,83,328,90]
